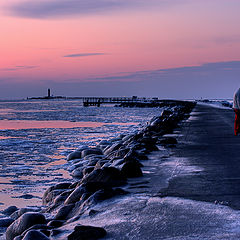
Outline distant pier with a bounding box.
[82,96,156,107]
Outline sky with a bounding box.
[1,0,240,99]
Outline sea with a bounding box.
[0,99,160,212]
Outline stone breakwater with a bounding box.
[2,101,195,240]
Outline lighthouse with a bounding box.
[48,88,51,98]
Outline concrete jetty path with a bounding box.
[64,104,240,240]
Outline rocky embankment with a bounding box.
[2,101,195,240]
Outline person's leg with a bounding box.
[234,109,240,135]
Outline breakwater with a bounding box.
[2,101,195,240]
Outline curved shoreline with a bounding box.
[2,101,196,240]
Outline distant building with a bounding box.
[48,89,51,98]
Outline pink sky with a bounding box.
[1,0,240,99]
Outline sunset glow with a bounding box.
[1,0,240,99]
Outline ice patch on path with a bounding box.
[65,195,240,240]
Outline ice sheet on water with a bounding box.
[0,99,160,211]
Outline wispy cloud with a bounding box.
[214,35,240,45]
[6,0,180,19]
[63,53,106,58]
[0,65,38,71]
[85,61,240,82]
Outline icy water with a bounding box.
[0,99,160,211]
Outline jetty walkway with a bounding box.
[82,96,157,106]
[73,104,240,239]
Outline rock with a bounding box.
[81,148,103,158]
[21,224,50,237]
[105,150,119,160]
[13,236,22,240]
[54,204,75,220]
[0,217,14,227]
[111,158,125,166]
[70,167,83,178]
[84,155,104,161]
[83,167,94,176]
[122,134,135,142]
[99,145,109,151]
[143,143,159,151]
[53,190,72,206]
[87,188,116,203]
[101,162,112,168]
[94,159,108,168]
[6,212,46,240]
[22,230,50,240]
[104,143,122,156]
[50,229,64,237]
[42,183,72,204]
[47,220,64,228]
[86,187,128,204]
[42,189,66,206]
[64,186,86,205]
[2,206,18,216]
[138,136,157,145]
[76,145,90,152]
[82,167,126,188]
[97,140,112,147]
[120,161,143,178]
[10,208,41,220]
[69,162,86,171]
[67,151,82,161]
[110,137,122,142]
[67,225,106,240]
[123,149,139,162]
[159,137,178,145]
[87,159,99,166]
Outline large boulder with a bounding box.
[70,167,83,179]
[54,204,75,220]
[53,190,72,206]
[64,186,87,205]
[82,166,94,176]
[85,188,128,205]
[81,148,103,158]
[81,167,126,188]
[42,183,71,205]
[42,189,66,206]
[10,208,41,220]
[1,206,18,216]
[120,161,143,178]
[67,225,106,240]
[67,151,82,161]
[6,212,46,240]
[96,140,112,148]
[104,143,122,156]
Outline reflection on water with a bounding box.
[0,120,137,130]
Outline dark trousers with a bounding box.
[234,109,240,135]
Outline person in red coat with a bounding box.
[233,88,240,135]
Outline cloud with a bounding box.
[6,0,180,19]
[0,65,38,71]
[6,0,140,19]
[214,36,240,45]
[84,61,240,82]
[63,53,106,58]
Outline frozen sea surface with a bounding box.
[0,99,160,211]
